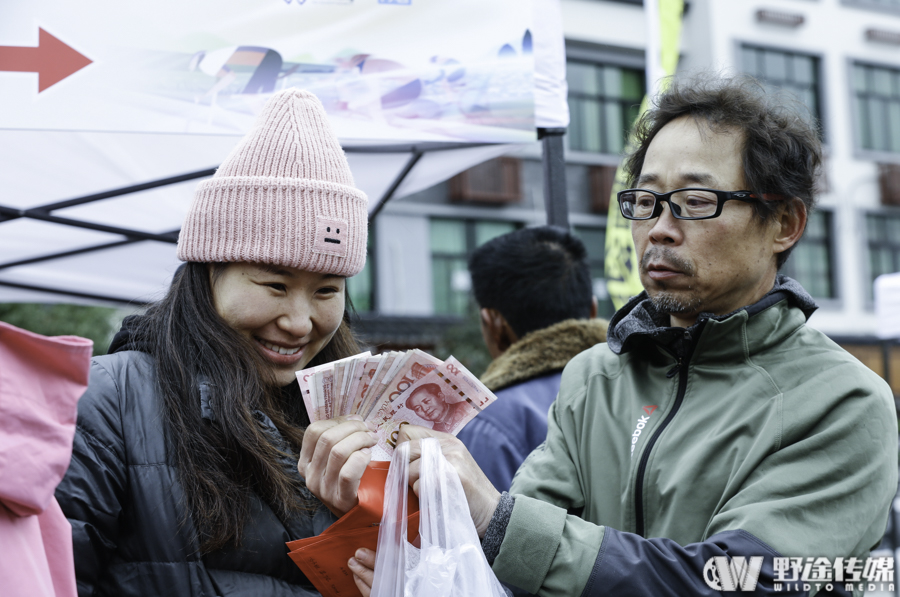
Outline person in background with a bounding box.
[55,89,376,596]
[455,226,608,491]
[0,321,92,597]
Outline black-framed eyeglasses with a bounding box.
[617,188,760,221]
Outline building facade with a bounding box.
[351,0,900,386]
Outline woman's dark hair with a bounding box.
[133,261,360,553]
[623,73,823,268]
[468,226,593,338]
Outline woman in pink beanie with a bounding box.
[55,89,375,597]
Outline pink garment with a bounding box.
[0,321,92,597]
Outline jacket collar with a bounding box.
[606,275,818,357]
[108,314,152,354]
[481,318,609,391]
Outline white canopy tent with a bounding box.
[0,135,515,305]
[0,0,568,306]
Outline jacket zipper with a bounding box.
[634,329,694,538]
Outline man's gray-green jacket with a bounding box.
[484,277,898,596]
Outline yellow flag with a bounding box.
[604,0,684,310]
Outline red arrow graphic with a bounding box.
[0,28,92,92]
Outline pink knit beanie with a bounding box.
[177,89,368,277]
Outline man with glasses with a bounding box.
[368,74,899,597]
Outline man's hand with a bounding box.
[348,548,376,596]
[298,415,377,517]
[398,425,501,538]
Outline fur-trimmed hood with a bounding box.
[481,318,608,391]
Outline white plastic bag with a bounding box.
[371,438,507,597]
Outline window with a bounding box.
[879,163,900,206]
[844,0,900,12]
[588,165,617,214]
[781,210,836,299]
[741,45,822,133]
[854,63,900,153]
[573,226,617,318]
[430,219,517,315]
[866,211,900,298]
[567,61,644,154]
[348,231,374,311]
[449,158,521,204]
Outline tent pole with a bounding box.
[539,127,569,229]
[367,150,424,223]
[0,233,180,271]
[0,206,179,243]
[0,279,145,306]
[0,168,218,224]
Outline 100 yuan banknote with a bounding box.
[348,356,384,415]
[365,349,441,425]
[313,368,336,421]
[368,357,497,460]
[295,353,369,422]
[358,351,403,418]
[340,358,367,417]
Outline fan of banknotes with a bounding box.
[296,350,498,461]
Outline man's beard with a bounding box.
[648,290,703,315]
[641,247,703,315]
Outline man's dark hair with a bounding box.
[469,226,593,338]
[623,73,822,268]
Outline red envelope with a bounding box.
[288,461,420,597]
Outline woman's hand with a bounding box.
[397,425,501,538]
[348,548,376,596]
[298,415,377,517]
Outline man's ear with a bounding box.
[590,295,598,320]
[773,199,807,256]
[479,307,518,358]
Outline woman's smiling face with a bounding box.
[210,262,345,386]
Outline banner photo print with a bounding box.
[1,0,536,143]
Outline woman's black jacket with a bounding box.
[55,346,336,596]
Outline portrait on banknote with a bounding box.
[405,382,469,433]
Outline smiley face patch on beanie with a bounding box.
[314,215,349,258]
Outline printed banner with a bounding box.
[0,0,536,143]
[604,0,684,310]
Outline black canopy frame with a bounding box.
[0,138,568,305]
